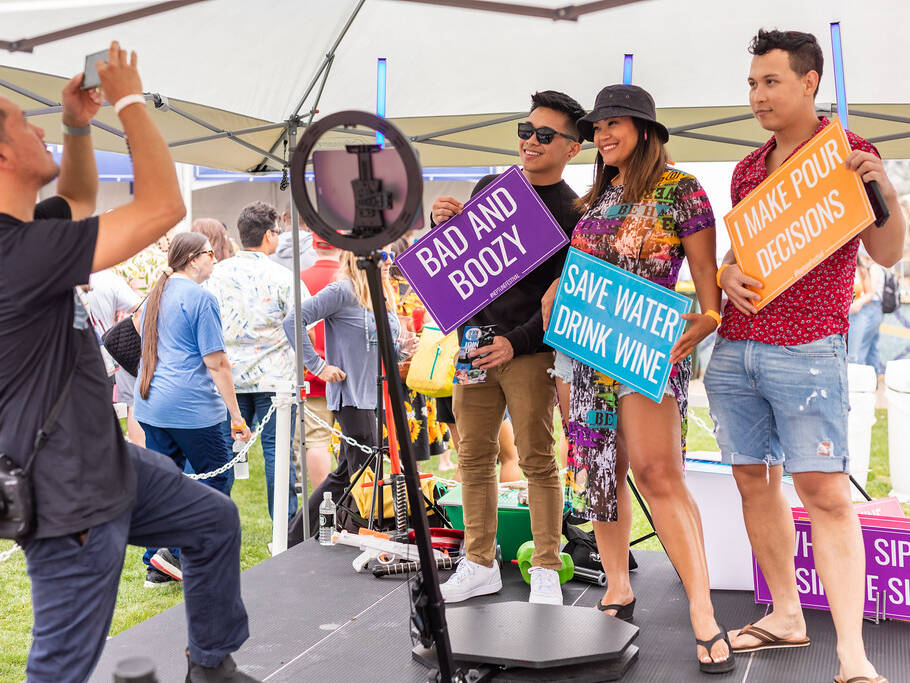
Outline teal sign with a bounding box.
[544,248,691,402]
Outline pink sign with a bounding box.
[855,497,906,519]
[754,509,910,619]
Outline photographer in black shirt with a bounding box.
[0,43,257,682]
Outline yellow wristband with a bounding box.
[231,419,247,431]
[715,263,732,289]
[704,309,722,328]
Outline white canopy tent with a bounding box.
[2,0,910,173]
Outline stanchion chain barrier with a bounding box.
[0,543,21,564]
[185,403,277,481]
[1,404,712,564]
[3,402,386,565]
[302,403,376,455]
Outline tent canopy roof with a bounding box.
[2,0,910,170]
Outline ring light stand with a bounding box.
[290,112,459,682]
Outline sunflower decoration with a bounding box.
[404,400,422,443]
[426,400,446,445]
[329,420,342,457]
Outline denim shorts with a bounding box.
[703,334,849,474]
[549,350,574,382]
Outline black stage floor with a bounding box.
[90,541,910,682]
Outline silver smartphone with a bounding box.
[81,49,107,90]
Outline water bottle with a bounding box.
[318,492,336,546]
[233,439,249,480]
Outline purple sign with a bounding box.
[754,513,910,620]
[395,165,569,335]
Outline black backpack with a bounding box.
[562,511,637,572]
[881,269,899,314]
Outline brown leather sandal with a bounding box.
[731,623,811,653]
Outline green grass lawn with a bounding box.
[0,408,904,680]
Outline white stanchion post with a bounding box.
[272,381,295,556]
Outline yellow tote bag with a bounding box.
[350,467,439,520]
[406,326,458,398]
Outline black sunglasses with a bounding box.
[517,122,577,145]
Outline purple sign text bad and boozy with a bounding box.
[754,512,910,620]
[395,165,569,334]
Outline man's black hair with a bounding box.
[530,90,585,140]
[237,201,278,248]
[749,29,824,97]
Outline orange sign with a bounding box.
[724,120,874,310]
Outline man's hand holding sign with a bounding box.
[396,166,570,349]
[720,120,894,314]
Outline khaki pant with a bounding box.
[453,351,561,569]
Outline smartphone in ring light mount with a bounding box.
[80,49,108,90]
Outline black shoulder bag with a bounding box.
[101,296,146,377]
[0,334,84,541]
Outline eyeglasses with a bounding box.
[195,249,215,259]
[517,122,577,145]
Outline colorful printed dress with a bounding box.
[565,167,715,522]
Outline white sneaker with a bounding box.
[440,558,502,603]
[528,566,563,605]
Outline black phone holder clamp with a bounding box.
[289,111,421,256]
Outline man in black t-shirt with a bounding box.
[0,43,258,682]
[429,91,584,606]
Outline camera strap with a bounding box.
[22,331,85,478]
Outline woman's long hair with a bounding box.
[575,119,668,213]
[138,232,209,400]
[191,218,233,261]
[337,250,397,313]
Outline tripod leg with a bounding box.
[361,256,455,681]
[850,474,873,502]
[628,475,660,547]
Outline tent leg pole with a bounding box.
[287,119,310,541]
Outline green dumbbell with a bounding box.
[515,540,574,584]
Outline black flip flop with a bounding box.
[596,598,635,622]
[696,627,735,674]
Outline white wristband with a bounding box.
[113,94,145,116]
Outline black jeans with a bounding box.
[306,405,378,535]
[22,445,248,681]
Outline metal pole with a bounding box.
[288,120,310,541]
[830,23,849,129]
[271,381,294,555]
[264,0,367,159]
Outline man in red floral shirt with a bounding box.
[705,29,905,683]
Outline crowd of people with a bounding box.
[0,25,905,683]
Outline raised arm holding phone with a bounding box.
[0,42,260,683]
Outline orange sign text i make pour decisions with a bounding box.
[724,120,874,310]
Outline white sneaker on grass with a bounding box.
[528,566,562,605]
[440,558,502,603]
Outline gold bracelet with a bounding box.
[704,309,722,328]
[715,263,732,289]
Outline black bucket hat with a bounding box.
[577,84,669,144]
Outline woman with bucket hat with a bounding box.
[541,84,730,673]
